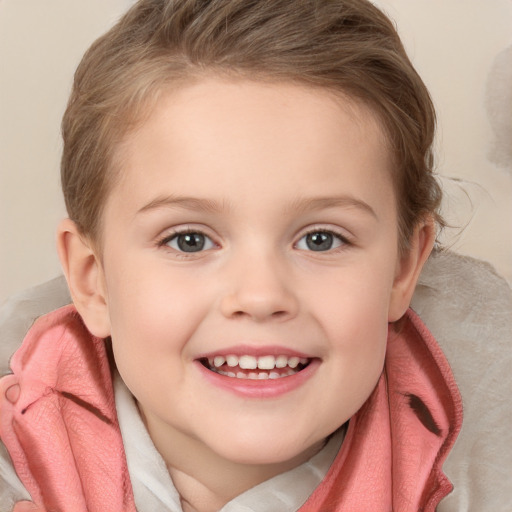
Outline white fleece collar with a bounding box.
[114,372,344,512]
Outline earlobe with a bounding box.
[388,217,436,322]
[57,219,111,338]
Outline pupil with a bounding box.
[177,233,205,252]
[306,232,332,251]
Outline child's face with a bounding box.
[95,78,411,468]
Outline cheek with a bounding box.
[104,268,204,407]
[103,256,217,364]
[308,262,393,412]
[310,257,395,335]
[324,290,389,379]
[321,311,388,432]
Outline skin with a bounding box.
[58,78,434,512]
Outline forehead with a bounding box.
[108,78,394,221]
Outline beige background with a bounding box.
[1,0,511,304]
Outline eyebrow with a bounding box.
[136,194,377,219]
[286,196,378,219]
[136,195,227,215]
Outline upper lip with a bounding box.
[195,345,316,360]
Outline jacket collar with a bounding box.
[299,309,463,511]
[1,307,461,512]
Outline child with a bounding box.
[1,0,492,510]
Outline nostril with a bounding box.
[220,287,299,321]
[231,309,290,320]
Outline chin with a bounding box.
[207,430,325,467]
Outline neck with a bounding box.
[168,439,324,512]
[139,406,324,512]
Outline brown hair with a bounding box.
[61,0,442,248]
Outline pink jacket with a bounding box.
[0,306,462,512]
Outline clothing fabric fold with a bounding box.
[0,306,136,512]
[0,305,461,512]
[299,310,463,511]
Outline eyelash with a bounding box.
[295,227,351,252]
[156,228,216,254]
[156,227,352,254]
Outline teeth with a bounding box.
[288,357,300,368]
[239,355,258,369]
[257,355,275,370]
[275,355,288,368]
[226,355,238,367]
[208,354,310,373]
[213,356,225,368]
[217,368,303,379]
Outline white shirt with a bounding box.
[114,372,344,512]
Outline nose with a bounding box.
[219,251,299,322]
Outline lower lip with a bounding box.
[195,359,320,399]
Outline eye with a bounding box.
[163,231,216,253]
[296,230,346,252]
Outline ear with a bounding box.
[57,218,111,338]
[388,217,436,322]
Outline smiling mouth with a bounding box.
[199,354,312,380]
